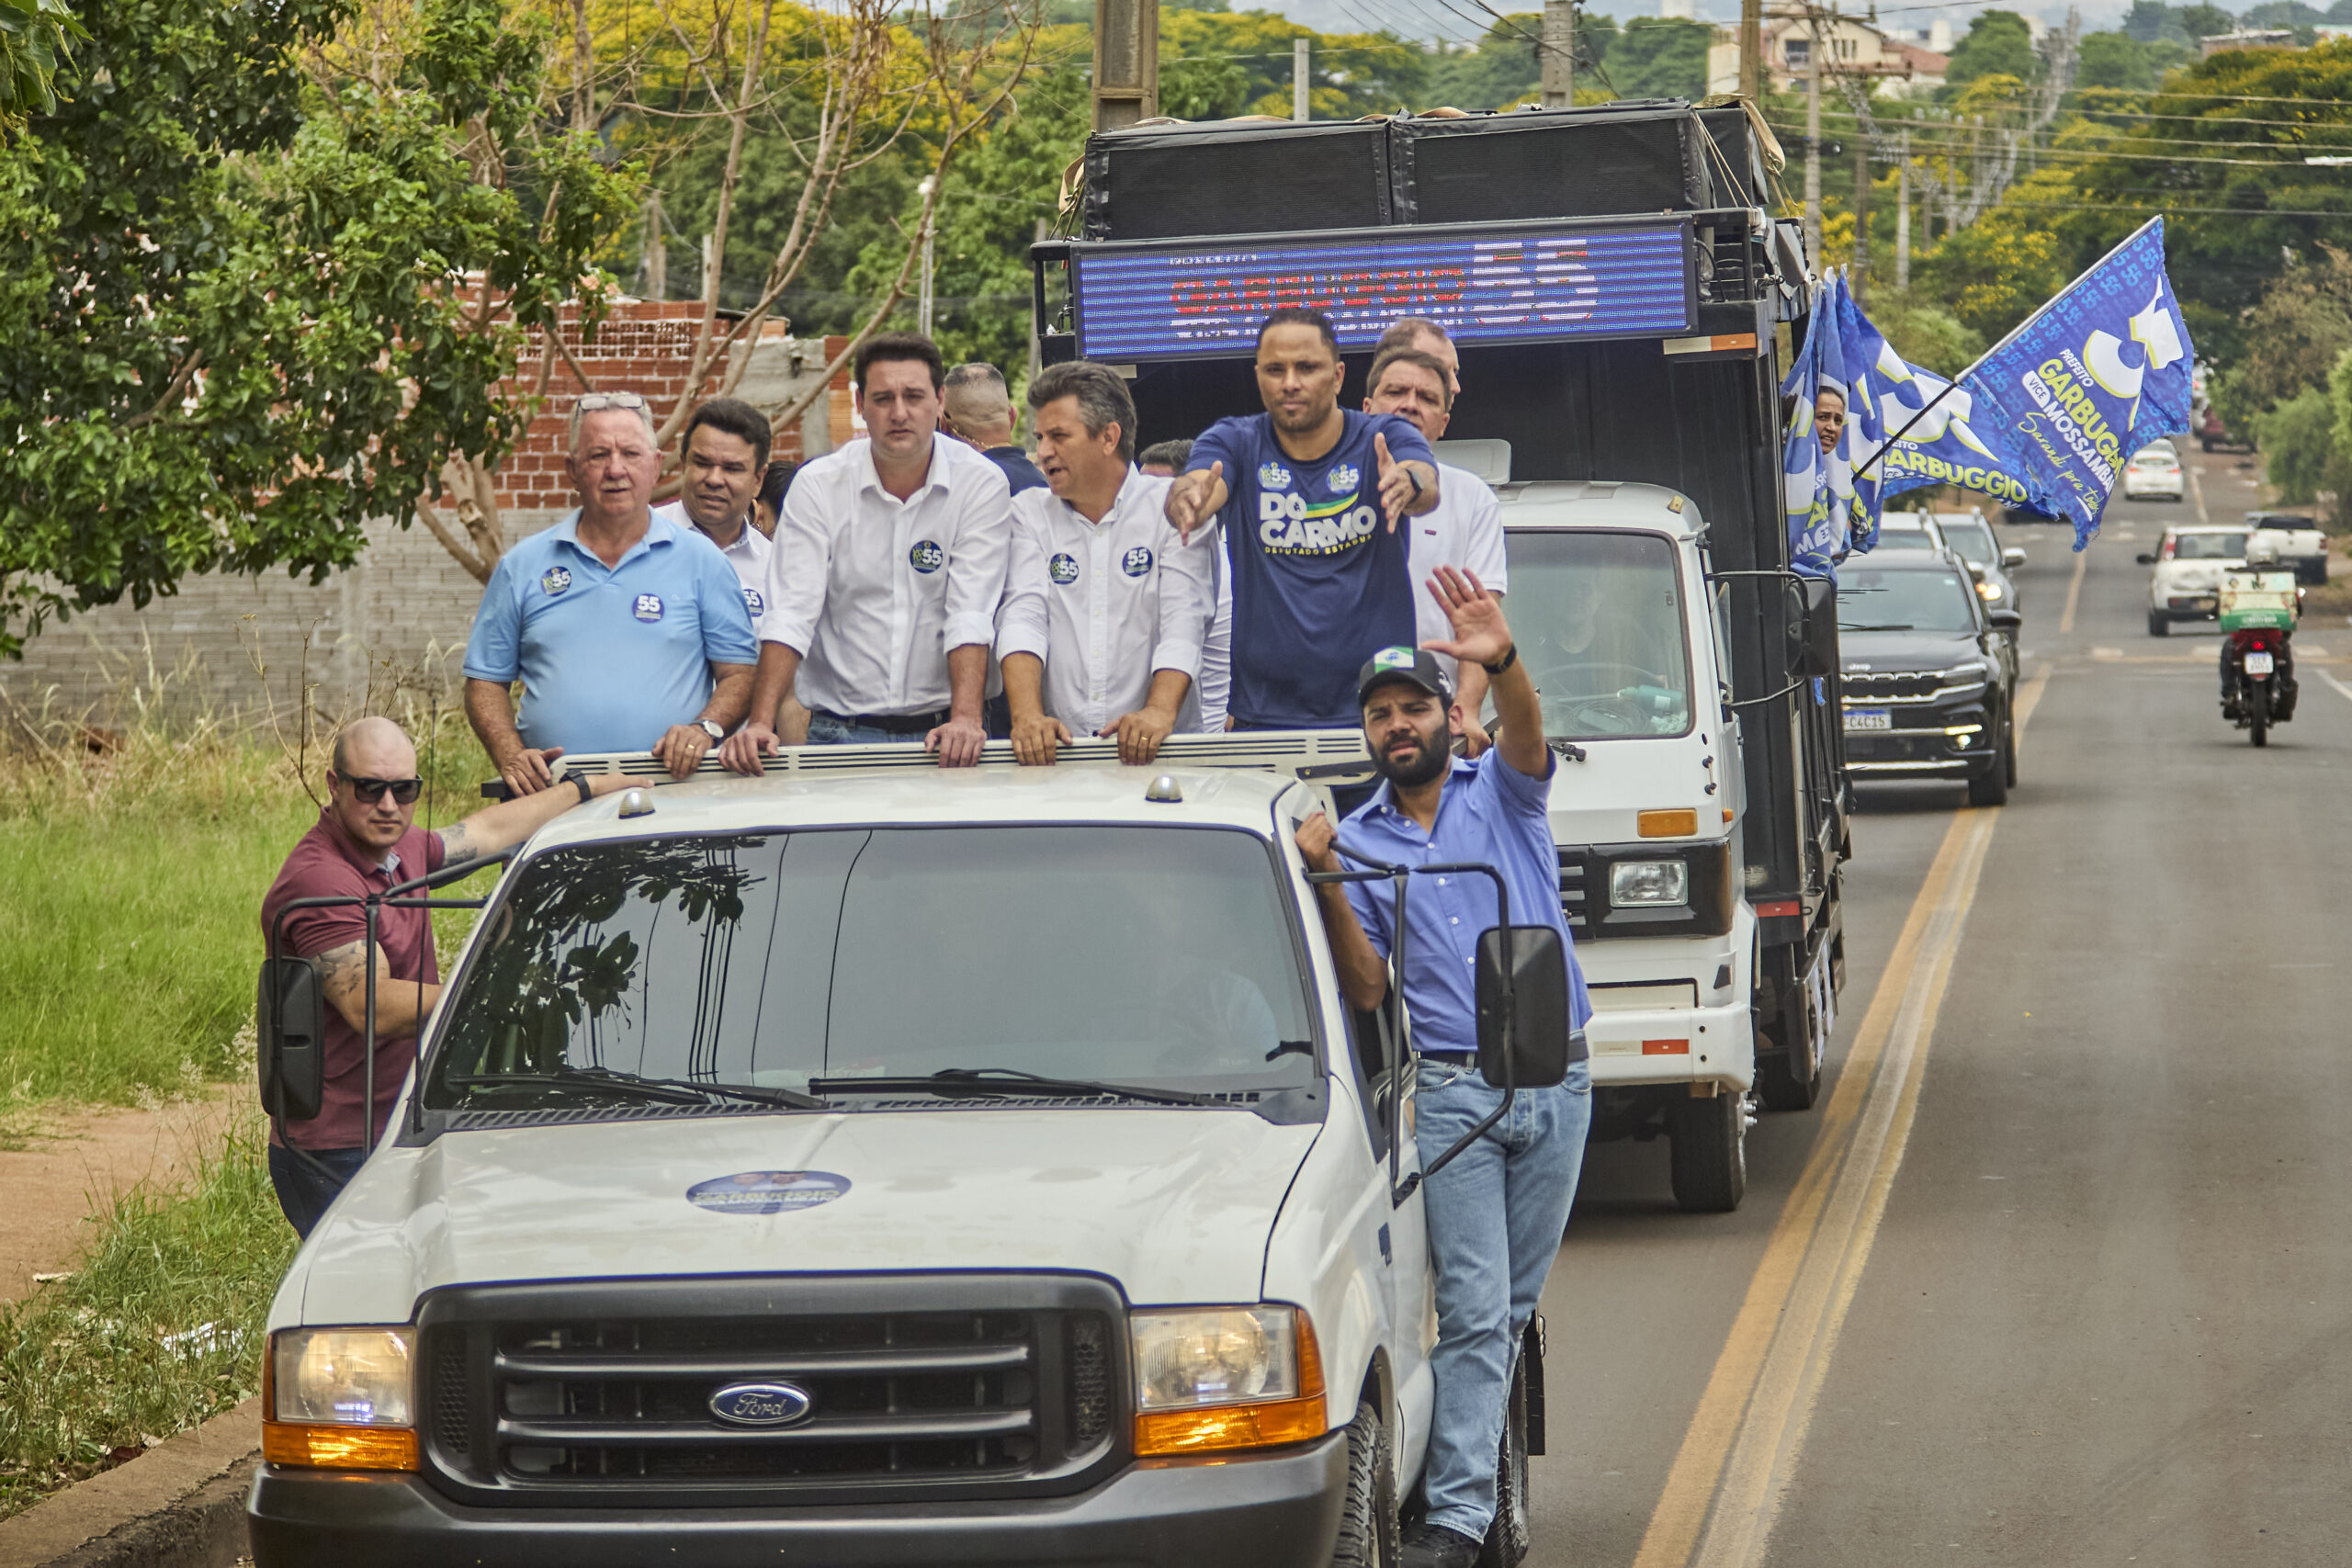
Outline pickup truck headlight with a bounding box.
[1130,1305,1327,1456]
[264,1326,418,1472]
[1611,859,1690,907]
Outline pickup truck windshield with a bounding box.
[1502,530,1693,739]
[422,827,1317,1117]
[1836,568,1979,633]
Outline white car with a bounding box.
[2122,440,2185,502]
[2138,525,2248,635]
[1870,513,1949,554]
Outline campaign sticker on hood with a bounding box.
[686,1170,851,1216]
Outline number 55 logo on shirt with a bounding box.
[632,593,664,622]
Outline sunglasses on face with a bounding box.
[335,773,424,805]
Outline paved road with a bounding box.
[1528,446,2352,1566]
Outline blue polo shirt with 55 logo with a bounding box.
[463,511,758,755]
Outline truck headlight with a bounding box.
[1611,859,1689,907]
[264,1326,418,1472]
[1976,581,2003,602]
[1130,1305,1327,1456]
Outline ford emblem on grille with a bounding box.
[708,1382,815,1427]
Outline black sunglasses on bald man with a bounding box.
[334,773,424,805]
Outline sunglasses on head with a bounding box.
[335,773,424,805]
[574,390,650,413]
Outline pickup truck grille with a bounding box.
[415,1274,1125,1507]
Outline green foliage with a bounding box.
[2255,383,2335,499]
[1427,13,1539,110]
[0,0,639,659]
[1159,9,1429,120]
[0,1127,295,1519]
[1946,11,2041,88]
[1595,17,1711,100]
[2077,30,2161,91]
[1867,288,1989,377]
[0,0,84,123]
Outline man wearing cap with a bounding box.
[1294,566,1592,1568]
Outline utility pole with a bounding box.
[1294,37,1309,120]
[1091,0,1159,130]
[644,191,666,300]
[1895,130,1910,291]
[1851,134,1870,302]
[917,177,937,337]
[1739,0,1762,100]
[1542,0,1574,107]
[1803,39,1821,267]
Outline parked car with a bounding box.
[2245,511,2329,585]
[2137,525,2249,635]
[1838,554,2022,807]
[1931,509,2029,616]
[2122,439,2186,502]
[1870,513,1949,553]
[2197,406,2244,453]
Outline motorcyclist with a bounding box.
[2220,536,2299,721]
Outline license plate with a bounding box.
[2245,651,2275,676]
[1844,708,1892,732]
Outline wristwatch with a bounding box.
[696,719,726,743]
[1482,643,1519,677]
[571,773,595,805]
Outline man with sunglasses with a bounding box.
[464,389,759,795]
[259,716,636,1235]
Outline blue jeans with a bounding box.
[1414,1056,1591,1540]
[805,712,933,746]
[267,1144,369,1238]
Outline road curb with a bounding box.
[0,1403,256,1568]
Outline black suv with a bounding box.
[1837,552,2023,806]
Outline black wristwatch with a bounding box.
[1482,643,1519,677]
[571,773,594,805]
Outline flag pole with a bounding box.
[1848,216,2164,486]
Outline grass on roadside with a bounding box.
[0,1120,295,1519]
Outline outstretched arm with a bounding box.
[1422,565,1547,781]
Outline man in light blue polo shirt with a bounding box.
[1294,566,1591,1568]
[463,390,759,795]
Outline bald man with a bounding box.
[943,362,1046,494]
[258,717,635,1235]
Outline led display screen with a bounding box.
[1070,220,1692,361]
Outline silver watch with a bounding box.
[697,719,726,743]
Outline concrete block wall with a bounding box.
[0,307,849,729]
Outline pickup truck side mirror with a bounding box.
[2001,547,2028,570]
[1987,607,2023,632]
[1474,926,1572,1090]
[257,957,326,1122]
[1792,577,1838,679]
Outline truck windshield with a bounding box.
[421,826,1317,1116]
[1501,530,1694,739]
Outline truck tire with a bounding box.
[1330,1400,1398,1568]
[2147,610,2166,637]
[2004,719,2018,788]
[1668,1092,1747,1213]
[1965,720,2010,806]
[1477,1353,1532,1568]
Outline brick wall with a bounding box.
[0,306,848,729]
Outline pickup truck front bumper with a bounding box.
[249,1434,1348,1568]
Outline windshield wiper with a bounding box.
[808,1066,1226,1108]
[1839,623,1917,631]
[449,1065,826,1109]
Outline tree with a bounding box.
[1598,18,1711,100]
[2255,384,2335,501]
[2076,30,2158,91]
[1945,11,2041,89]
[0,0,635,653]
[0,0,83,124]
[1426,14,1539,111]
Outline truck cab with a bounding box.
[248,738,1559,1567]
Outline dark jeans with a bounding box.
[268,1144,369,1238]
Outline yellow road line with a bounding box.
[1628,678,2041,1568]
[2059,550,2087,635]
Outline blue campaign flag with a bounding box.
[1951,219,2194,547]
[1839,291,2038,512]
[1830,276,1890,550]
[1781,276,1858,578]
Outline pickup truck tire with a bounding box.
[1478,1353,1532,1568]
[1965,720,2010,807]
[1668,1092,1747,1213]
[2147,610,2167,637]
[1331,1400,1399,1568]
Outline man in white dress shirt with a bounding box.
[1362,344,1509,754]
[718,333,1013,771]
[999,362,1215,766]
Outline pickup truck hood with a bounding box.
[285,1108,1321,1325]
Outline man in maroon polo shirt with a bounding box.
[260,716,633,1235]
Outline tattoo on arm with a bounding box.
[315,940,372,1029]
[436,822,478,868]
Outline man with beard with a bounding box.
[1295,565,1592,1568]
[1163,306,1439,729]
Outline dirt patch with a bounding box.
[0,1094,250,1308]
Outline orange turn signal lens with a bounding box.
[261,1421,419,1472]
[1638,808,1699,838]
[1131,1310,1328,1458]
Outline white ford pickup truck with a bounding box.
[247,738,1569,1568]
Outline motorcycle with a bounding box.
[2218,558,2301,747]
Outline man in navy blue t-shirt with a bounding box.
[1164,307,1440,728]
